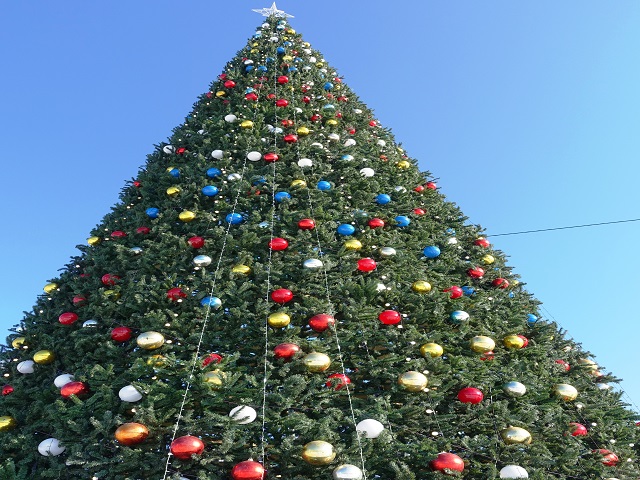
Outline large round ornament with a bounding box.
[188,236,205,248]
[379,310,401,325]
[229,405,257,424]
[381,247,397,257]
[500,426,532,445]
[302,440,336,465]
[271,289,293,304]
[450,310,469,324]
[337,224,356,236]
[231,460,265,480]
[467,267,485,279]
[136,331,165,350]
[269,238,289,251]
[326,373,351,391]
[499,465,529,478]
[232,264,251,275]
[166,287,187,301]
[54,374,74,388]
[398,371,428,392]
[357,258,376,272]
[87,235,101,245]
[2,385,14,396]
[17,360,35,374]
[368,218,385,229]
[101,273,120,286]
[420,343,444,358]
[594,449,619,466]
[203,370,225,387]
[503,381,527,397]
[226,213,244,224]
[423,246,441,258]
[179,210,196,222]
[58,312,78,325]
[303,259,324,269]
[268,312,291,328]
[429,452,465,474]
[200,296,222,309]
[274,343,300,361]
[482,254,495,265]
[298,218,316,230]
[493,278,509,289]
[309,314,335,332]
[247,151,262,162]
[170,435,205,460]
[115,423,149,446]
[356,419,384,438]
[111,326,132,342]
[193,255,212,267]
[412,281,432,293]
[553,383,578,401]
[360,168,375,177]
[303,353,331,372]
[38,438,65,456]
[0,416,17,432]
[333,464,363,480]
[503,335,525,349]
[11,337,26,349]
[469,336,495,353]
[457,387,483,404]
[344,239,362,250]
[569,422,588,437]
[43,283,58,293]
[61,381,90,398]
[119,385,143,402]
[33,350,55,365]
[445,286,463,299]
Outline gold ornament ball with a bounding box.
[268,312,291,328]
[115,422,149,446]
[232,264,252,275]
[179,210,196,222]
[43,283,59,294]
[87,236,101,246]
[288,28,296,34]
[420,343,443,358]
[470,336,495,353]
[303,42,310,47]
[240,120,254,129]
[481,254,495,265]
[398,371,428,392]
[203,370,225,388]
[396,160,411,169]
[291,179,307,188]
[11,337,26,349]
[316,62,325,68]
[103,289,121,300]
[282,55,293,62]
[33,350,55,365]
[344,239,363,251]
[303,353,331,373]
[503,334,525,349]
[301,440,336,465]
[411,281,432,293]
[578,358,598,371]
[326,119,338,126]
[215,91,226,97]
[147,355,166,367]
[297,126,310,136]
[553,383,578,401]
[501,426,532,445]
[136,331,165,350]
[0,416,17,432]
[166,186,181,197]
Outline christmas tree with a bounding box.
[1,4,638,479]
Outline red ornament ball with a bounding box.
[302,96,311,104]
[269,238,289,251]
[555,359,571,371]
[426,182,437,190]
[569,422,588,437]
[444,286,463,299]
[274,343,300,361]
[368,218,385,229]
[429,452,465,474]
[170,435,205,460]
[188,236,205,248]
[271,289,293,304]
[111,327,132,342]
[2,385,14,396]
[101,274,120,286]
[111,230,127,238]
[176,147,186,155]
[167,287,187,301]
[378,310,401,325]
[594,449,619,467]
[457,387,484,404]
[413,208,426,215]
[281,119,294,127]
[357,258,377,272]
[326,373,351,390]
[72,295,87,306]
[136,226,150,235]
[231,460,265,480]
[467,267,485,279]
[202,353,223,367]
[474,238,490,248]
[245,92,258,101]
[309,314,335,332]
[414,185,425,193]
[277,75,289,84]
[480,351,495,361]
[275,99,289,107]
[133,181,142,188]
[224,80,236,88]
[517,335,529,347]
[298,218,316,230]
[310,114,321,122]
[283,134,298,143]
[492,278,509,289]
[58,312,78,325]
[61,381,90,399]
[263,153,279,163]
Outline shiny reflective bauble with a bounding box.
[119,385,143,402]
[344,239,362,250]
[356,418,384,438]
[268,312,291,328]
[333,464,364,480]
[203,370,225,388]
[301,440,336,465]
[499,465,529,478]
[469,336,495,353]
[33,350,55,364]
[0,416,17,432]
[503,381,527,397]
[43,283,58,293]
[170,435,205,460]
[429,452,465,474]
[273,343,300,361]
[501,426,532,445]
[61,381,90,399]
[11,337,26,349]
[412,281,432,293]
[420,343,443,358]
[38,438,65,456]
[232,264,252,275]
[503,334,525,349]
[303,352,331,372]
[398,371,428,392]
[136,331,165,350]
[231,460,265,480]
[229,405,257,424]
[554,383,578,401]
[115,423,149,446]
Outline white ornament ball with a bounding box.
[229,405,257,424]
[500,465,529,478]
[54,374,75,388]
[82,319,98,328]
[503,381,527,397]
[247,151,262,162]
[344,139,357,147]
[447,237,458,245]
[17,360,35,374]
[394,186,407,193]
[328,133,340,141]
[224,114,237,123]
[295,107,303,114]
[360,168,375,177]
[119,385,143,402]
[597,383,612,390]
[376,283,387,292]
[353,108,363,114]
[162,145,175,154]
[193,255,212,267]
[356,419,384,438]
[303,259,324,269]
[333,464,364,480]
[38,438,65,456]
[377,140,386,147]
[228,173,242,181]
[311,142,324,149]
[380,247,397,257]
[450,310,469,323]
[309,56,317,63]
[244,59,254,65]
[298,158,313,167]
[211,149,224,159]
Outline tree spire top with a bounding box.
[252,2,294,18]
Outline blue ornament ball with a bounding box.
[337,224,356,236]
[423,246,441,258]
[202,186,219,197]
[317,181,331,191]
[257,65,268,72]
[245,65,254,72]
[168,168,180,178]
[526,314,538,325]
[275,191,291,202]
[206,168,222,178]
[226,213,244,225]
[265,57,274,64]
[146,208,160,219]
[252,176,266,186]
[288,66,298,73]
[461,286,476,296]
[375,194,391,205]
[323,82,334,91]
[450,310,470,324]
[200,296,222,309]
[276,47,286,55]
[395,216,410,227]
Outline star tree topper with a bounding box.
[252,2,294,18]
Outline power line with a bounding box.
[488,218,640,237]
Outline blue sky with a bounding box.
[1,1,640,406]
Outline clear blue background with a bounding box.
[1,1,639,408]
